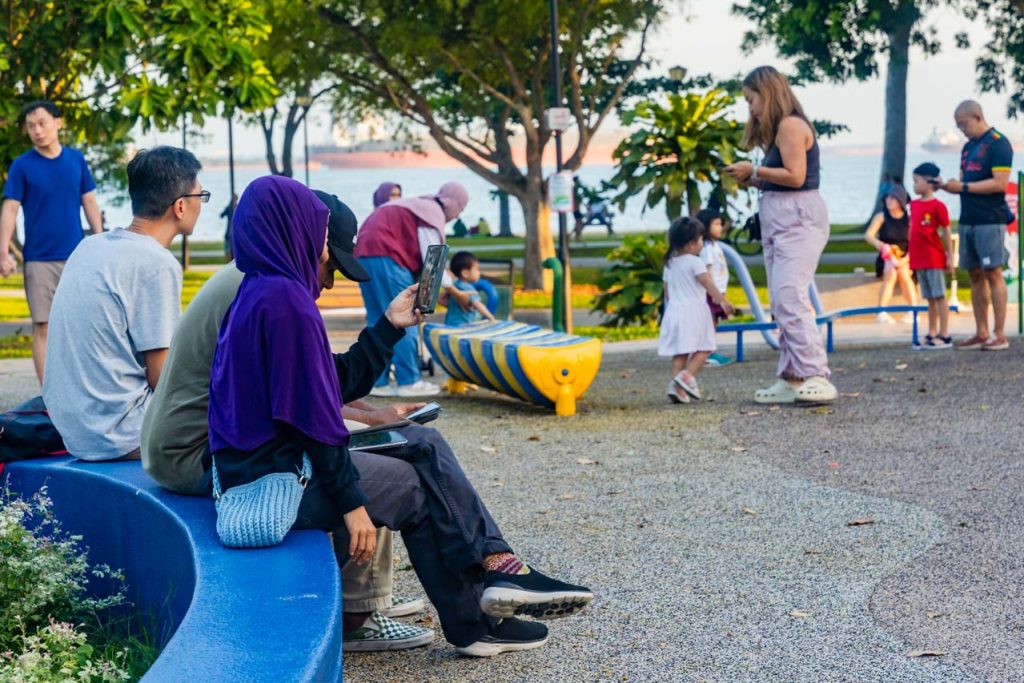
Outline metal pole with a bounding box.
[227,113,236,261]
[1017,171,1022,335]
[180,114,189,270]
[548,0,572,333]
[303,116,310,187]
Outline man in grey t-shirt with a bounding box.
[43,147,205,460]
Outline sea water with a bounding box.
[93,149,1015,243]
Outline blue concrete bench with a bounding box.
[3,457,343,682]
[719,304,959,362]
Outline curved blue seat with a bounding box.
[3,457,342,682]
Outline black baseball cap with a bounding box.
[313,190,370,283]
[912,162,941,181]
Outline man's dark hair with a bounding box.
[18,101,62,126]
[127,147,203,219]
[450,250,478,279]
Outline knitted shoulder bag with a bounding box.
[210,454,313,548]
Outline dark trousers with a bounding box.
[294,425,511,647]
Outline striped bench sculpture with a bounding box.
[422,321,602,416]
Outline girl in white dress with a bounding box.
[659,217,734,403]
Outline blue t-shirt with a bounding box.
[445,280,482,326]
[959,128,1013,226]
[3,147,96,261]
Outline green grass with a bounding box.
[0,332,32,357]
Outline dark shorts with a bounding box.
[959,223,1007,271]
[916,269,947,300]
[706,293,728,322]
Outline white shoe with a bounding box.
[396,380,441,397]
[876,312,895,324]
[900,313,916,324]
[754,379,797,404]
[370,384,398,397]
[795,376,838,403]
[381,596,425,619]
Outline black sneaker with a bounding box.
[480,566,594,620]
[454,618,549,657]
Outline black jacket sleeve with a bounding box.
[333,314,405,401]
[295,430,367,515]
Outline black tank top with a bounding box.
[877,208,909,251]
[761,135,820,192]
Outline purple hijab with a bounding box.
[372,181,400,208]
[208,176,348,452]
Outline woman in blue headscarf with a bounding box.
[209,176,593,657]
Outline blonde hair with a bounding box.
[741,66,813,151]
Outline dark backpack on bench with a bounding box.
[0,396,67,463]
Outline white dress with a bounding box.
[658,254,716,356]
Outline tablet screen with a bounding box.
[416,244,450,314]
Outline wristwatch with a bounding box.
[962,182,970,194]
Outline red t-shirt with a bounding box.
[908,197,950,270]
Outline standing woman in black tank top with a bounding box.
[724,66,837,404]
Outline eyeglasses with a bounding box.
[179,190,211,203]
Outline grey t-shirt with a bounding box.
[141,264,244,494]
[43,230,181,460]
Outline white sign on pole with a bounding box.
[546,107,572,132]
[549,171,574,213]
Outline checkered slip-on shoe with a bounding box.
[381,595,425,619]
[343,612,434,651]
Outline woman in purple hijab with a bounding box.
[372,181,402,208]
[208,175,377,563]
[208,177,593,657]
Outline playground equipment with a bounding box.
[423,320,602,416]
[717,241,961,359]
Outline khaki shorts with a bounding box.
[24,260,66,323]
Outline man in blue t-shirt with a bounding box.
[942,100,1014,351]
[0,101,103,382]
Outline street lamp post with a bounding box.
[180,114,190,269]
[296,94,313,186]
[548,0,572,333]
[227,111,236,261]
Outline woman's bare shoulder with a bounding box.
[777,115,813,139]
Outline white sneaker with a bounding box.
[900,313,916,324]
[396,380,441,397]
[381,596,426,619]
[370,384,398,397]
[876,312,895,324]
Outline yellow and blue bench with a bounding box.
[423,321,602,416]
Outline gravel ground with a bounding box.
[340,347,982,682]
[4,339,1014,682]
[722,341,1024,683]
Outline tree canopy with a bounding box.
[734,0,943,214]
[963,1,1024,118]
[314,0,664,289]
[0,0,276,188]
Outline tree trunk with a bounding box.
[518,182,556,291]
[872,22,912,217]
[498,191,512,237]
[281,119,298,178]
[261,121,280,176]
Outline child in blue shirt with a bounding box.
[445,251,495,326]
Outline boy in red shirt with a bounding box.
[909,162,954,348]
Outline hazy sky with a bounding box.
[138,1,1018,158]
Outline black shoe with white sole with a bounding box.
[480,567,594,620]
[454,618,549,657]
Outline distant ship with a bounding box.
[922,127,964,153]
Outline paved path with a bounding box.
[340,342,1002,681]
[3,337,1018,680]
